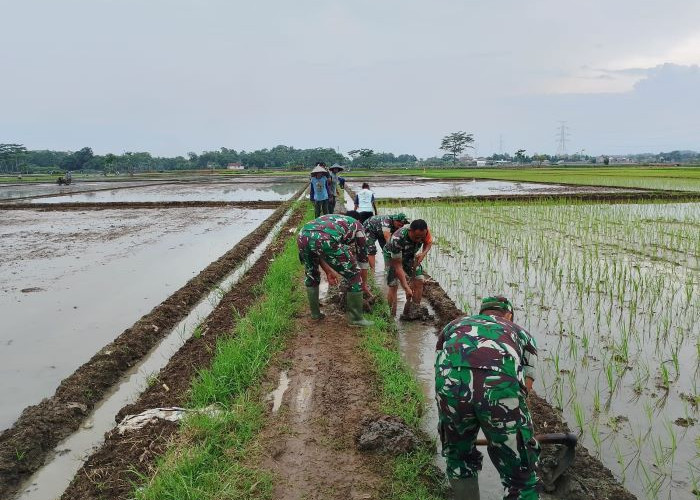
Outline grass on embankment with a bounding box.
[361,299,447,500]
[132,236,304,500]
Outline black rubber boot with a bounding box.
[450,477,480,500]
[306,286,325,320]
[346,291,374,327]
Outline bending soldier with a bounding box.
[362,213,410,270]
[297,214,373,327]
[383,219,432,316]
[435,296,540,500]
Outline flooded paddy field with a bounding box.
[0,206,273,430]
[350,179,641,199]
[0,181,165,201]
[392,200,700,500]
[23,181,304,203]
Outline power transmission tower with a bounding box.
[556,121,570,156]
[498,134,504,155]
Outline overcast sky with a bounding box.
[1,0,699,157]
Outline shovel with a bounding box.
[475,432,577,491]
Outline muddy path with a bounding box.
[258,308,387,500]
[0,200,282,210]
[423,276,637,500]
[0,198,299,499]
[55,204,307,500]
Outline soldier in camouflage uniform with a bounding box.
[362,213,410,270]
[383,219,432,316]
[435,296,540,500]
[297,214,373,326]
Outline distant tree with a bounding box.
[0,143,27,172]
[515,149,527,164]
[61,147,94,170]
[603,156,610,165]
[440,132,474,164]
[348,148,377,168]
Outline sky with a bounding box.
[1,0,699,158]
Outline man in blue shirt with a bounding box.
[309,164,331,217]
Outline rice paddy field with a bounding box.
[390,198,700,500]
[380,166,700,192]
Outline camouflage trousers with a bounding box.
[366,232,386,256]
[384,256,424,287]
[297,233,362,292]
[435,368,540,500]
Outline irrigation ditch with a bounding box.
[0,200,283,210]
[0,191,303,499]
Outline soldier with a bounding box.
[297,214,373,327]
[362,213,410,271]
[383,219,432,316]
[435,296,539,500]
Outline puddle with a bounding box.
[0,208,273,430]
[350,180,631,199]
[269,370,290,414]
[13,204,296,500]
[30,181,304,203]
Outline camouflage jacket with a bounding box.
[363,215,394,238]
[435,314,537,387]
[383,226,423,260]
[299,214,369,266]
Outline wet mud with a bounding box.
[0,200,282,210]
[0,200,298,499]
[55,204,307,500]
[258,301,387,500]
[422,274,636,500]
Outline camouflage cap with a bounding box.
[479,295,514,314]
[391,212,410,223]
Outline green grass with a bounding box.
[360,295,446,500]
[133,236,304,500]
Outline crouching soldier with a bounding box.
[297,214,373,327]
[435,296,540,500]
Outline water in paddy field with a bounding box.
[0,181,160,200]
[395,202,700,500]
[0,207,273,430]
[350,180,633,198]
[29,181,303,203]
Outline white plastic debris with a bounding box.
[116,405,221,434]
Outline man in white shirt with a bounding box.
[353,182,378,223]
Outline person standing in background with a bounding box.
[328,164,344,213]
[309,165,331,217]
[354,182,377,223]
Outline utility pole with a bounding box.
[498,134,504,155]
[556,121,570,156]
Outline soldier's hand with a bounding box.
[326,273,339,286]
[415,252,426,265]
[404,287,414,300]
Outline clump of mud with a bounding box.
[325,287,376,312]
[356,415,420,455]
[400,301,434,321]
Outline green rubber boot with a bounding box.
[449,477,480,500]
[346,291,374,327]
[306,286,325,320]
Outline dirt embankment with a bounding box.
[0,200,283,210]
[0,198,299,500]
[57,204,307,500]
[423,276,637,500]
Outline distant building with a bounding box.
[227,162,245,170]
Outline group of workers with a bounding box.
[297,163,540,500]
